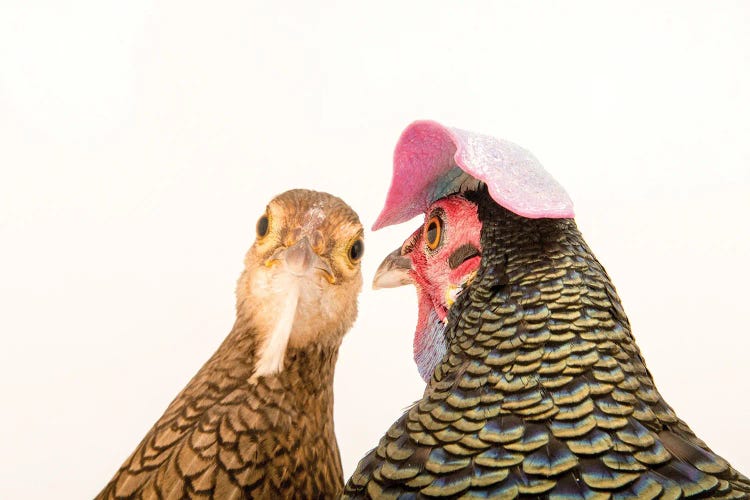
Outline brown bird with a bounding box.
[98,189,364,499]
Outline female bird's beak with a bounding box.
[269,237,336,283]
[283,237,317,275]
[373,247,413,289]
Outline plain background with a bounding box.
[1,1,749,498]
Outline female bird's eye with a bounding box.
[348,238,364,263]
[256,214,269,238]
[425,216,442,250]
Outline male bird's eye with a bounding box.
[348,238,364,263]
[425,216,442,250]
[256,214,269,238]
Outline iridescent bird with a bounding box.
[98,189,364,499]
[346,121,749,499]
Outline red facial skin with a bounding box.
[400,195,482,381]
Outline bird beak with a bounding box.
[271,237,336,283]
[373,246,413,289]
[283,237,316,274]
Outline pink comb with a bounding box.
[372,120,574,230]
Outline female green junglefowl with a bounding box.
[98,189,364,499]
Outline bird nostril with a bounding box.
[310,230,325,253]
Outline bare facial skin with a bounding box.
[373,194,481,381]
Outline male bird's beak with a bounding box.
[270,237,336,283]
[373,247,413,289]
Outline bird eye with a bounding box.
[348,238,364,263]
[256,214,269,238]
[425,216,442,250]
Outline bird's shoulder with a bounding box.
[98,331,342,499]
[344,277,750,499]
[345,374,750,499]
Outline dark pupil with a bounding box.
[256,216,269,236]
[427,222,438,244]
[350,240,363,260]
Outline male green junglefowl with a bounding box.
[345,121,749,499]
[98,189,364,499]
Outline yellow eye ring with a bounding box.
[425,216,442,250]
[256,213,270,238]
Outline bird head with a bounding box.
[371,120,574,382]
[237,189,363,377]
[374,193,482,381]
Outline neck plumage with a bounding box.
[436,189,672,420]
[214,312,341,398]
[445,189,633,362]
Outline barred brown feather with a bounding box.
[98,328,344,499]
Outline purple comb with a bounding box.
[373,120,574,230]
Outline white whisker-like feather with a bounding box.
[252,278,301,378]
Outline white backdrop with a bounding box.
[1,1,748,498]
